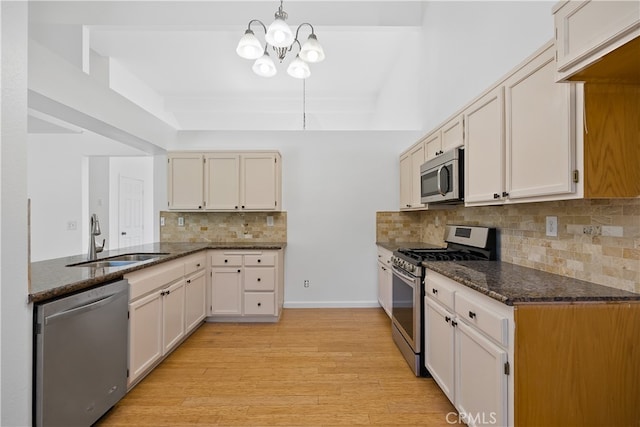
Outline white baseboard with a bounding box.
[283,300,381,309]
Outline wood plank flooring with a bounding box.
[96,308,457,426]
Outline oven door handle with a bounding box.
[392,265,420,285]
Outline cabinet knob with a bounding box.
[242,205,245,209]
[502,191,509,198]
[493,193,500,199]
[445,316,451,323]
[237,269,241,273]
[196,263,201,267]
[235,206,238,209]
[406,204,411,207]
[257,302,262,307]
[186,279,191,284]
[257,278,261,282]
[451,320,458,327]
[432,288,438,294]
[469,311,476,319]
[198,205,202,209]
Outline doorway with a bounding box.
[118,175,144,248]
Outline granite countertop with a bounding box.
[425,261,640,306]
[30,242,287,303]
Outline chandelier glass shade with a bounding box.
[236,0,325,79]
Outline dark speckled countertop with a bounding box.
[30,242,286,303]
[424,261,640,306]
[377,242,640,305]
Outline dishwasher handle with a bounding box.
[45,293,122,325]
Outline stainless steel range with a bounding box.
[390,225,497,376]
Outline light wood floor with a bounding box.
[97,308,457,426]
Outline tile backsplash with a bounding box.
[160,211,286,243]
[377,199,640,293]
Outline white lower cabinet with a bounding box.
[128,291,163,384]
[455,320,508,427]
[126,255,206,388]
[376,246,392,317]
[185,269,206,333]
[424,270,514,427]
[209,249,284,321]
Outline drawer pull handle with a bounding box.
[224,259,228,263]
[469,311,476,319]
[196,263,201,267]
[186,279,191,284]
[451,320,457,327]
[257,259,261,263]
[257,278,261,282]
[432,288,438,294]
[445,316,451,323]
[257,302,262,307]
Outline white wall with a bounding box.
[1,2,32,425]
[175,130,422,306]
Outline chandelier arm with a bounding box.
[294,23,316,42]
[247,19,267,34]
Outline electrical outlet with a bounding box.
[67,220,77,231]
[266,216,274,227]
[304,280,310,288]
[178,217,184,227]
[546,216,558,237]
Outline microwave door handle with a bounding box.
[437,165,446,196]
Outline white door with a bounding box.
[162,279,186,354]
[128,292,163,385]
[425,297,455,404]
[119,176,144,248]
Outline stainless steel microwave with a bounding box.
[420,148,464,204]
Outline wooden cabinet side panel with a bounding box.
[514,303,640,426]
[584,83,640,198]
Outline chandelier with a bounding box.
[236,0,325,79]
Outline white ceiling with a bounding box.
[29,1,426,131]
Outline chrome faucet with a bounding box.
[88,213,105,260]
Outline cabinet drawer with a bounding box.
[377,246,392,266]
[211,254,242,267]
[424,271,456,311]
[244,292,275,315]
[244,253,275,267]
[455,292,508,347]
[244,267,275,291]
[184,254,206,275]
[126,260,185,301]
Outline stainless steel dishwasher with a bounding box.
[34,279,129,427]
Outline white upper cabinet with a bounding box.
[553,0,640,82]
[465,41,580,206]
[464,87,505,205]
[204,153,240,210]
[167,153,204,210]
[441,115,465,154]
[168,151,282,212]
[399,141,426,210]
[423,131,442,162]
[504,43,576,201]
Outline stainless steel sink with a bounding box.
[67,253,170,268]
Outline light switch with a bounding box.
[266,216,274,227]
[178,217,184,227]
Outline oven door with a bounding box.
[391,265,421,353]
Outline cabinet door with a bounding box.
[425,297,455,403]
[441,115,464,152]
[241,153,278,210]
[424,132,442,161]
[185,270,206,333]
[464,87,505,204]
[211,267,243,315]
[204,153,240,210]
[162,279,185,354]
[128,291,163,385]
[410,144,426,207]
[168,153,204,210]
[399,153,413,210]
[554,0,640,80]
[377,262,392,318]
[505,45,575,200]
[455,320,508,427]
